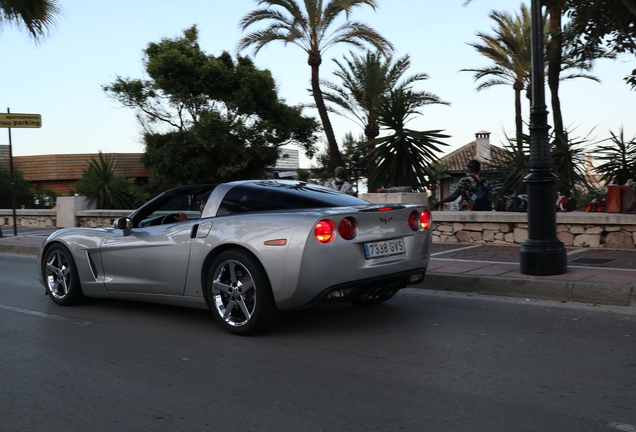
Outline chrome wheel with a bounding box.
[211,259,256,327]
[43,244,84,305]
[207,250,278,335]
[46,249,72,299]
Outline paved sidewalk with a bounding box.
[0,227,57,255]
[419,243,636,308]
[1,227,634,308]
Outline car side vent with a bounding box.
[86,251,99,280]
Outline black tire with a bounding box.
[43,244,85,306]
[351,286,400,306]
[206,249,278,335]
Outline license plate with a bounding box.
[363,238,405,259]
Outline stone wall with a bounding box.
[76,210,131,228]
[3,203,636,250]
[0,208,129,229]
[432,211,636,248]
[0,210,56,228]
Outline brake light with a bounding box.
[315,219,335,243]
[338,218,356,240]
[408,211,418,231]
[420,208,432,230]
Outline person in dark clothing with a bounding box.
[434,160,490,211]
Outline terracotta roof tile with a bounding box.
[438,139,505,173]
[12,153,149,182]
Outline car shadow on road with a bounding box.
[71,292,430,337]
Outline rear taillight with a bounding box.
[408,211,418,231]
[408,209,432,231]
[338,217,356,240]
[315,219,335,243]
[420,209,432,230]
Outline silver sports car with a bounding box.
[38,180,432,335]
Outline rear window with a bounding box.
[217,181,368,216]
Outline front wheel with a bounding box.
[43,244,85,306]
[206,250,278,335]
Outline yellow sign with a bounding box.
[0,113,42,128]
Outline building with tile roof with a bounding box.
[0,147,303,196]
[0,148,149,195]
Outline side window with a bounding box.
[217,186,287,216]
[138,194,200,226]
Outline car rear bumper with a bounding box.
[283,267,427,310]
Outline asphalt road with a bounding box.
[1,253,635,432]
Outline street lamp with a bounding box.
[519,0,567,275]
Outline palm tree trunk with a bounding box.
[310,61,345,169]
[547,3,564,142]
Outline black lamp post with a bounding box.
[519,0,567,275]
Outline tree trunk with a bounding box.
[547,3,564,142]
[309,52,345,169]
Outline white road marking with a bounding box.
[0,304,93,325]
[430,257,636,272]
[609,423,636,432]
[430,244,482,257]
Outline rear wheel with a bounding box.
[43,244,85,306]
[207,250,278,335]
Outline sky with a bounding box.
[3,0,636,168]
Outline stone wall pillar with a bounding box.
[56,197,95,228]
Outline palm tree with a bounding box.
[321,51,440,141]
[593,128,636,186]
[461,5,533,149]
[361,88,449,192]
[73,152,145,209]
[1,0,61,39]
[238,0,393,169]
[461,3,602,150]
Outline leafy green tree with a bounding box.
[341,131,366,193]
[0,165,32,208]
[361,88,450,192]
[322,51,434,141]
[310,133,363,185]
[593,128,636,185]
[564,0,636,89]
[104,26,319,187]
[29,185,56,208]
[1,0,60,39]
[238,0,393,169]
[72,152,146,210]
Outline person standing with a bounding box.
[435,160,491,211]
[324,166,354,195]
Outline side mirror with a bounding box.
[114,217,132,230]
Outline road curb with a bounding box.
[0,244,40,255]
[4,242,635,308]
[418,273,636,307]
